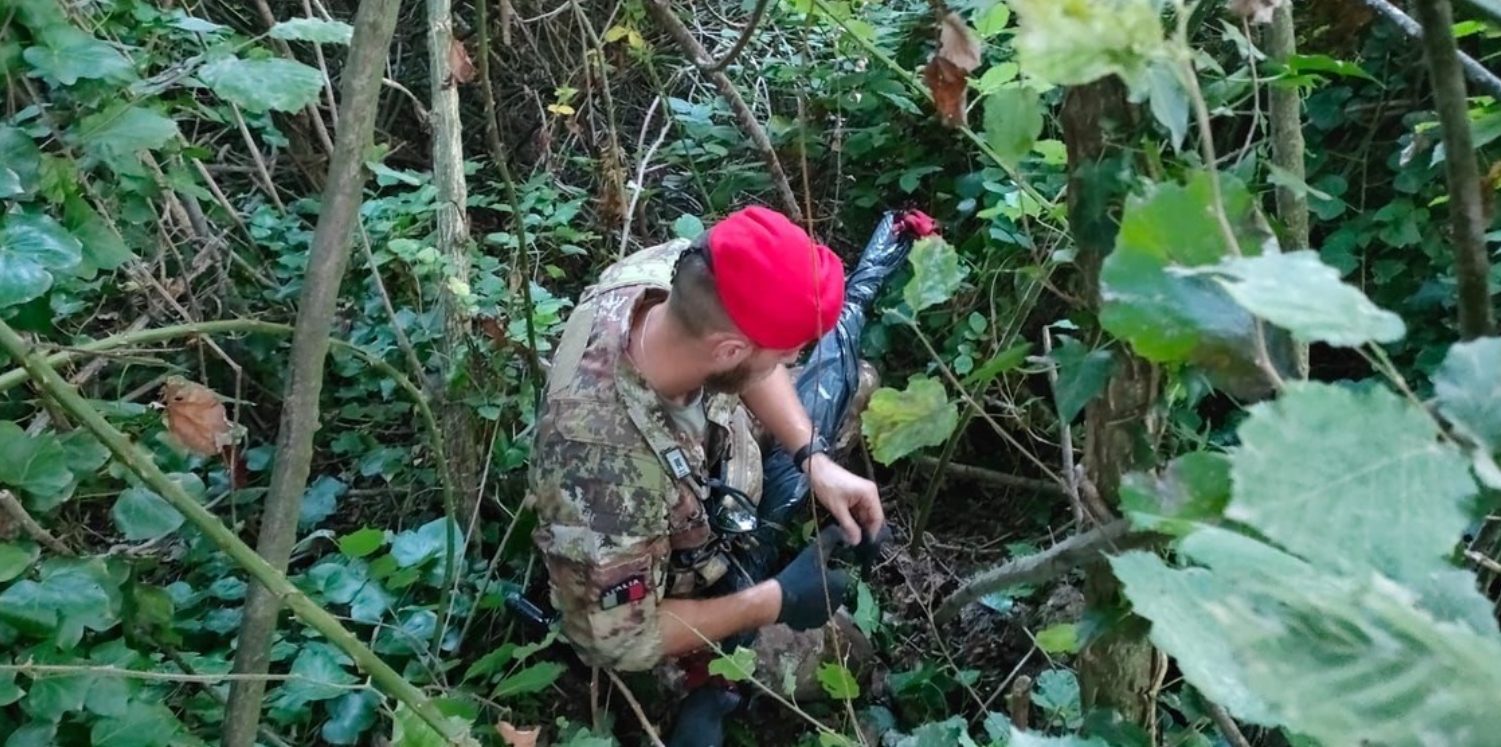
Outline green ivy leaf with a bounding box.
[321,691,380,745]
[903,237,967,314]
[1031,669,1081,728]
[708,647,757,682]
[60,429,110,474]
[860,377,958,465]
[673,214,705,240]
[0,167,22,199]
[0,559,121,647]
[272,643,358,711]
[4,723,58,747]
[817,662,860,700]
[197,57,325,113]
[111,487,184,541]
[983,86,1043,165]
[1185,251,1405,347]
[0,421,74,508]
[0,127,41,197]
[1035,623,1080,654]
[1049,336,1114,423]
[22,28,134,86]
[0,213,84,308]
[64,195,132,277]
[853,580,879,637]
[1119,451,1231,534]
[493,661,565,698]
[390,517,463,568]
[390,702,478,747]
[0,541,39,582]
[269,18,355,44]
[300,474,347,528]
[76,105,179,163]
[339,527,386,558]
[1434,337,1501,461]
[1010,0,1164,92]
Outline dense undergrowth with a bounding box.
[1,0,1500,745]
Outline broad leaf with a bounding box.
[975,0,1011,38]
[197,57,324,113]
[0,127,42,197]
[0,213,84,308]
[1230,383,1477,591]
[493,661,565,698]
[673,214,705,240]
[817,662,860,700]
[1144,60,1188,151]
[1434,337,1501,454]
[23,28,134,86]
[76,105,179,162]
[1119,451,1231,533]
[269,18,354,44]
[853,580,879,637]
[272,643,358,711]
[1009,0,1164,92]
[708,647,757,682]
[462,644,517,683]
[300,474,347,528]
[1049,336,1114,423]
[1035,623,1079,654]
[903,236,967,313]
[390,702,479,747]
[339,527,386,558]
[1031,669,1080,728]
[0,541,39,582]
[0,421,75,507]
[0,559,121,648]
[1185,251,1405,347]
[112,487,184,541]
[961,342,1031,389]
[390,517,463,568]
[0,168,22,199]
[321,691,380,745]
[861,377,958,465]
[1100,171,1278,378]
[983,86,1043,164]
[89,699,182,747]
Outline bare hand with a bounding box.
[805,453,884,545]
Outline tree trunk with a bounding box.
[221,3,403,745]
[1413,0,1497,339]
[1266,3,1312,378]
[1061,78,1161,729]
[428,0,482,523]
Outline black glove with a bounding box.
[773,525,851,630]
[665,684,741,747]
[853,523,893,571]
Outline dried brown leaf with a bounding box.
[923,56,969,128]
[161,376,234,457]
[449,37,477,84]
[497,721,539,747]
[937,12,982,72]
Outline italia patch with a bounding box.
[600,575,649,610]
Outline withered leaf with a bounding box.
[449,37,477,84]
[162,376,235,457]
[924,56,969,128]
[937,12,982,72]
[497,721,539,747]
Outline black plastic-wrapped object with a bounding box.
[729,209,936,584]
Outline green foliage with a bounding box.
[76,105,179,163]
[1119,452,1230,535]
[1008,0,1164,91]
[709,647,758,682]
[1435,337,1501,485]
[492,662,565,699]
[903,236,968,314]
[196,57,326,113]
[817,662,860,700]
[22,27,134,86]
[1035,623,1080,654]
[0,212,83,308]
[861,376,958,464]
[1049,335,1114,423]
[269,17,354,44]
[111,487,184,541]
[983,86,1043,165]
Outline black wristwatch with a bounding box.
[793,434,829,473]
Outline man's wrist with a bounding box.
[753,580,783,628]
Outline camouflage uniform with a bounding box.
[529,240,765,671]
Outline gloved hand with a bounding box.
[665,684,742,747]
[853,523,892,571]
[773,525,851,630]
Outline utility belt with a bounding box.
[664,408,764,597]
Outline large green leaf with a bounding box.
[1434,337,1501,457]
[1115,528,1501,745]
[983,86,1043,165]
[817,662,860,700]
[1049,335,1114,423]
[1185,251,1405,346]
[271,643,358,712]
[0,168,22,199]
[269,18,354,44]
[903,237,967,314]
[1144,60,1188,151]
[1009,0,1164,92]
[111,487,185,541]
[322,690,380,745]
[63,195,134,275]
[390,702,478,747]
[860,376,959,465]
[493,661,565,698]
[76,105,179,163]
[1230,383,1477,590]
[197,57,325,113]
[0,421,75,507]
[0,541,39,582]
[0,212,83,308]
[339,527,386,559]
[0,127,42,197]
[1099,171,1272,370]
[300,474,347,528]
[22,28,134,86]
[0,559,121,648]
[390,517,463,568]
[708,647,757,682]
[89,699,181,747]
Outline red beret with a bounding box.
[706,207,845,350]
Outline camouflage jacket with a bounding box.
[529,240,760,671]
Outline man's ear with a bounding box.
[704,332,752,367]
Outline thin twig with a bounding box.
[229,104,287,212]
[704,0,772,72]
[619,97,672,256]
[0,490,73,555]
[1207,702,1253,747]
[1043,328,1085,526]
[605,670,667,747]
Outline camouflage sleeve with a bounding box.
[529,424,676,671]
[534,523,669,671]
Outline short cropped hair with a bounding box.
[667,235,738,339]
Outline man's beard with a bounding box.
[706,361,772,394]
